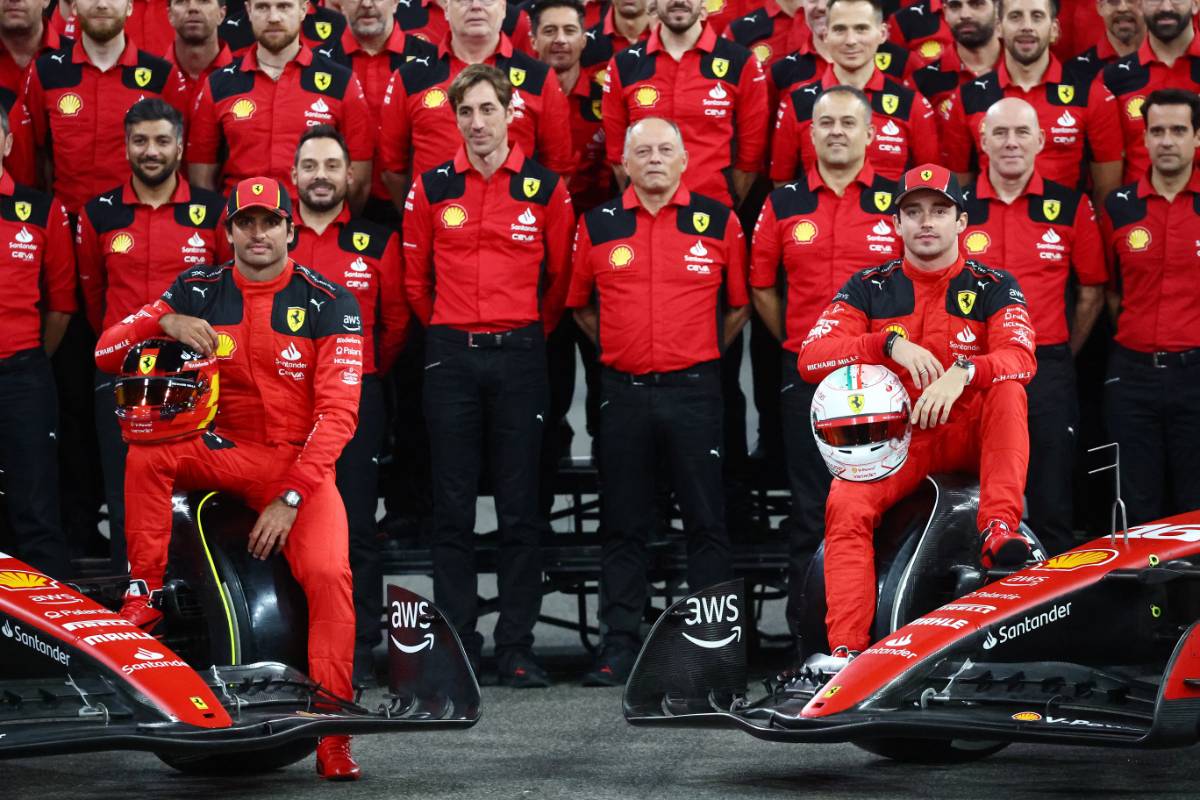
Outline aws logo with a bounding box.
[680,593,741,649]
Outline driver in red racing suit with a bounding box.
[798,164,1037,662]
[94,177,365,781]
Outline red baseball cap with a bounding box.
[226,176,293,220]
[895,164,964,209]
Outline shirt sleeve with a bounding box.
[908,91,941,167]
[972,275,1037,386]
[939,89,973,172]
[6,99,37,186]
[21,65,48,150]
[724,212,749,307]
[161,66,192,117]
[401,174,435,324]
[75,209,106,333]
[749,198,782,289]
[1084,77,1123,164]
[565,215,596,308]
[186,79,221,166]
[535,70,575,175]
[1070,195,1108,286]
[374,232,410,375]
[41,198,76,314]
[539,177,576,334]
[378,71,413,175]
[769,94,800,182]
[93,269,195,372]
[797,291,887,383]
[601,59,628,166]
[733,55,768,173]
[340,73,376,162]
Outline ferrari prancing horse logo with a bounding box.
[353,232,371,251]
[14,201,30,221]
[957,290,977,315]
[693,212,710,233]
[139,354,156,374]
[1043,199,1061,221]
[189,204,206,225]
[287,307,306,332]
[848,393,864,412]
[522,177,541,198]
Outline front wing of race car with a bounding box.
[624,514,1200,750]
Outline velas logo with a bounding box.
[423,88,447,108]
[919,40,943,58]
[634,86,659,108]
[1126,227,1150,251]
[231,98,255,120]
[109,233,134,254]
[0,570,57,591]
[441,204,467,228]
[609,244,634,269]
[964,231,990,254]
[1033,549,1117,571]
[57,93,82,116]
[883,322,907,339]
[1012,711,1043,722]
[791,220,818,244]
[215,331,237,358]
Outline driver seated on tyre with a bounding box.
[797,163,1037,672]
[94,177,366,781]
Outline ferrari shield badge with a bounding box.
[848,393,864,412]
[522,177,541,198]
[139,354,156,374]
[14,201,30,221]
[881,94,899,115]
[353,232,371,251]
[693,212,710,233]
[957,290,977,315]
[188,204,206,225]
[1057,85,1074,104]
[874,52,892,72]
[315,21,332,39]
[509,67,526,87]
[1043,199,1061,221]
[314,72,332,91]
[134,67,152,88]
[873,191,891,212]
[711,57,729,78]
[287,307,306,332]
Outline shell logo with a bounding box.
[424,88,447,109]
[752,44,772,65]
[1012,711,1043,722]
[109,232,134,254]
[0,570,55,590]
[1126,96,1144,120]
[215,331,237,358]
[231,98,256,120]
[441,204,467,228]
[883,322,908,339]
[1034,548,1118,572]
[634,86,660,108]
[791,220,818,244]
[57,93,82,116]
[964,231,990,254]
[704,0,725,11]
[1126,227,1150,252]
[609,244,634,269]
[918,40,943,59]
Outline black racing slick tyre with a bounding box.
[853,737,1009,763]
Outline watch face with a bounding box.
[284,490,301,507]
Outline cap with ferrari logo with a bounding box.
[226,176,293,220]
[895,164,964,210]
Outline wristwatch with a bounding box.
[953,355,976,386]
[281,489,302,509]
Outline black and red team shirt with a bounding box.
[0,25,61,188]
[188,46,375,198]
[0,24,59,112]
[798,257,1038,404]
[724,0,811,69]
[766,43,925,116]
[888,0,953,62]
[403,145,575,334]
[1064,35,1125,84]
[0,172,75,359]
[22,38,189,213]
[941,58,1122,189]
[379,34,574,179]
[564,73,612,213]
[163,42,236,118]
[911,43,1001,117]
[218,3,347,57]
[76,177,229,334]
[960,171,1106,347]
[602,24,768,206]
[567,183,749,374]
[289,205,410,375]
[697,0,748,35]
[579,8,652,80]
[1051,0,1106,63]
[1101,173,1200,352]
[751,164,900,353]
[54,0,174,53]
[394,0,534,54]
[771,68,939,182]
[1101,37,1200,183]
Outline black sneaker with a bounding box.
[497,649,551,688]
[581,644,637,687]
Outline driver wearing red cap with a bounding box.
[796,163,1037,667]
[94,176,366,781]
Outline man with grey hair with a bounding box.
[751,85,902,645]
[569,116,750,686]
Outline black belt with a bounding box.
[603,361,720,386]
[0,347,45,371]
[1115,344,1200,368]
[1035,343,1071,358]
[428,323,541,350]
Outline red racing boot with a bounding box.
[316,735,361,781]
[118,580,163,632]
[980,520,1031,569]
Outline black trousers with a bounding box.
[1024,345,1079,554]
[779,353,832,636]
[540,315,600,511]
[94,370,128,571]
[0,349,69,578]
[749,315,785,461]
[597,362,731,648]
[1104,346,1200,526]
[423,324,549,658]
[336,374,386,650]
[53,315,103,559]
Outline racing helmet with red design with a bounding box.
[115,339,219,443]
[810,364,911,482]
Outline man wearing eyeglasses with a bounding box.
[1065,0,1145,82]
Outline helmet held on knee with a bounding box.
[115,338,219,443]
[810,364,911,482]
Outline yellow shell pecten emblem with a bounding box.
[918,40,943,59]
[634,85,659,108]
[0,570,55,590]
[1126,227,1151,251]
[609,244,634,268]
[441,204,467,228]
[964,231,990,254]
[753,44,772,65]
[215,332,237,358]
[1012,711,1043,722]
[423,88,447,108]
[1126,95,1145,120]
[1034,548,1118,571]
[791,220,817,244]
[58,93,82,116]
[110,232,134,254]
[232,98,256,120]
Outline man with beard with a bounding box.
[22,0,188,213]
[187,0,374,207]
[577,0,652,81]
[76,98,228,569]
[911,0,1003,114]
[287,125,408,684]
[164,0,233,110]
[1100,0,1200,181]
[959,97,1106,554]
[941,0,1123,208]
[602,0,768,207]
[770,0,940,183]
[1066,0,1144,82]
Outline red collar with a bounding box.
[1136,33,1200,66]
[439,33,513,60]
[121,175,193,206]
[164,42,234,73]
[295,201,352,229]
[621,182,692,211]
[341,21,407,56]
[72,35,140,68]
[806,162,875,192]
[997,54,1062,89]
[646,23,718,56]
[974,170,1046,202]
[903,253,962,283]
[822,65,884,91]
[452,142,528,176]
[1095,34,1120,62]
[0,171,15,196]
[1137,170,1200,198]
[240,43,313,72]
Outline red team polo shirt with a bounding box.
[76,178,229,334]
[751,165,901,352]
[163,42,235,115]
[403,145,575,333]
[960,171,1106,347]
[289,205,410,375]
[888,0,953,62]
[187,46,374,197]
[394,0,534,54]
[1102,173,1200,353]
[22,38,188,212]
[941,57,1122,188]
[379,34,573,180]
[770,68,939,182]
[1100,36,1200,183]
[602,24,768,206]
[0,172,75,359]
[568,183,749,374]
[563,73,611,212]
[911,43,1002,116]
[724,0,812,68]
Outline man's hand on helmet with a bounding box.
[890,337,944,389]
[160,313,220,356]
[912,366,970,429]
